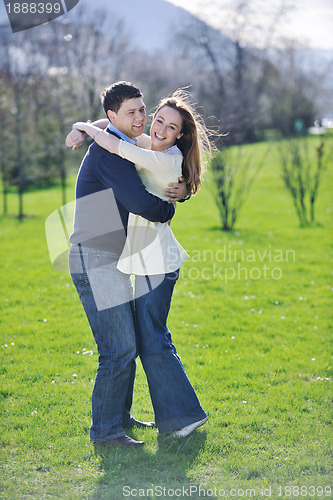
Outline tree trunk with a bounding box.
[13,80,24,219]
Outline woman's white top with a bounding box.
[116,136,189,275]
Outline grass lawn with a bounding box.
[0,137,332,499]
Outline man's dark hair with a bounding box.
[101,81,143,115]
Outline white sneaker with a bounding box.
[172,417,208,437]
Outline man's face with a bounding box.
[107,97,146,139]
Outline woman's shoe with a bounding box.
[172,417,208,437]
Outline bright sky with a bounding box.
[166,0,333,50]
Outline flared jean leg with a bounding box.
[135,270,206,433]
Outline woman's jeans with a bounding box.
[135,270,207,433]
[69,244,137,441]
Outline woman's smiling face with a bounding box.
[150,106,183,151]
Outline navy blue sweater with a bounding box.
[70,136,175,254]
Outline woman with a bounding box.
[69,90,212,436]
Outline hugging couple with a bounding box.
[66,81,212,447]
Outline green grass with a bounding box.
[0,137,332,499]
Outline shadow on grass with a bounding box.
[208,225,266,240]
[0,213,40,220]
[90,430,211,499]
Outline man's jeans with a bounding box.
[135,270,207,433]
[69,244,136,441]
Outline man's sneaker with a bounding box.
[172,417,208,437]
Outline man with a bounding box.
[68,82,187,447]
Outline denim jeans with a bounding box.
[135,270,207,433]
[69,244,137,441]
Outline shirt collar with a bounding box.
[107,122,137,145]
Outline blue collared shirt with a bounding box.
[107,122,137,145]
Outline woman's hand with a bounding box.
[69,121,120,155]
[66,118,110,150]
[65,128,86,150]
[72,121,91,134]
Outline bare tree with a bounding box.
[268,42,321,136]
[2,33,30,220]
[0,65,16,216]
[0,28,49,217]
[280,138,326,226]
[173,0,296,143]
[211,146,268,230]
[62,6,132,121]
